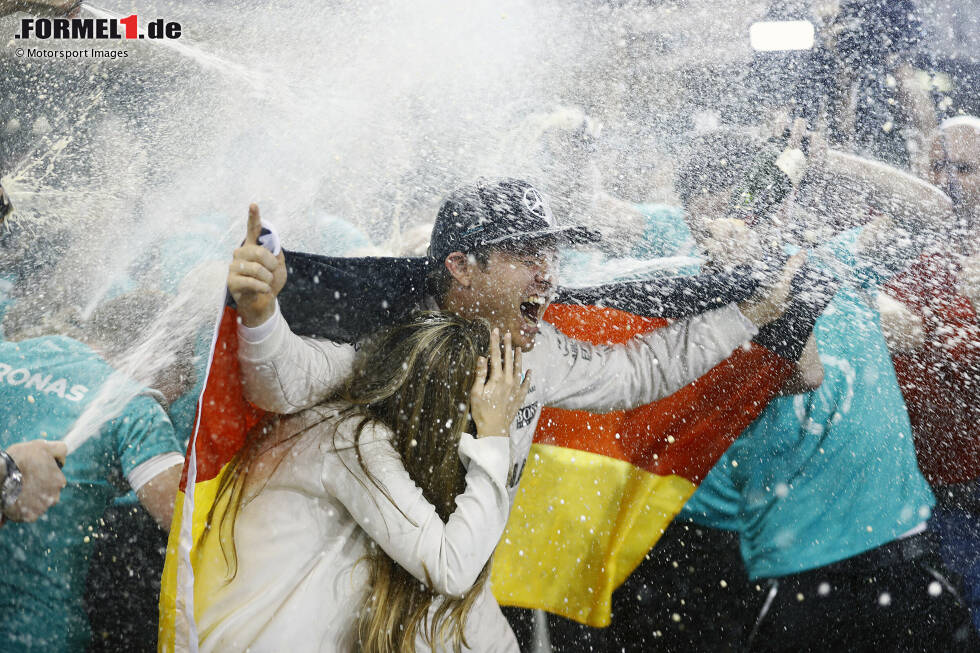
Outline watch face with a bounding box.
[1,454,23,509]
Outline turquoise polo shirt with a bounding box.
[560,203,698,285]
[0,336,183,652]
[681,229,935,579]
[632,203,699,261]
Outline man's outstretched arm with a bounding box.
[534,254,805,413]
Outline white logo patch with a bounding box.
[522,187,555,225]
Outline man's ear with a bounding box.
[444,252,473,288]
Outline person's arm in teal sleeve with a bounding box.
[116,396,185,531]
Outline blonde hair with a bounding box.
[204,311,492,652]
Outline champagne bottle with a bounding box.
[728,136,807,226]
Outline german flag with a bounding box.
[159,252,832,649]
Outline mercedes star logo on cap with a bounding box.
[522,186,552,223]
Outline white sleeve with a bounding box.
[321,424,511,597]
[126,452,184,492]
[237,301,357,414]
[533,303,757,412]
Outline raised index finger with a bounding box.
[246,203,262,245]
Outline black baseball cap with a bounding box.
[427,178,600,262]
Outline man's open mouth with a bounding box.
[520,295,547,324]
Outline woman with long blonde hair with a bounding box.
[196,312,530,652]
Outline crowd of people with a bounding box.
[1,1,980,652]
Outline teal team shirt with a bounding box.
[560,204,699,286]
[0,336,183,652]
[563,206,935,580]
[631,203,699,262]
[681,229,935,579]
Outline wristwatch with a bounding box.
[0,450,23,513]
